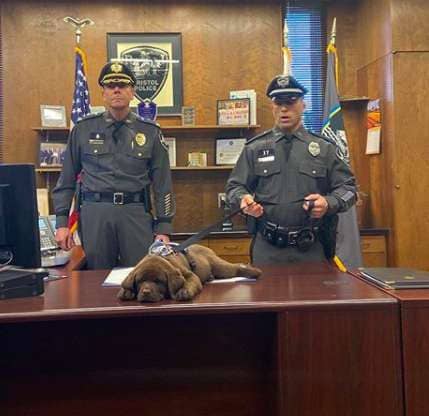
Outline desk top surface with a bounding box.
[0,262,396,323]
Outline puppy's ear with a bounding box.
[166,269,186,299]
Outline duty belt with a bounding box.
[259,220,319,251]
[82,191,145,205]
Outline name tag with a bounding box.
[89,139,104,145]
[257,155,275,162]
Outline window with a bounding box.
[285,0,326,133]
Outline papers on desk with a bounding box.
[102,268,257,287]
[208,277,257,284]
[102,267,133,287]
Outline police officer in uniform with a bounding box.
[53,62,175,269]
[225,75,357,265]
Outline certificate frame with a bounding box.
[215,137,246,165]
[107,32,183,116]
[163,136,176,167]
[40,105,67,128]
[217,98,250,126]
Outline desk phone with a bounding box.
[38,216,70,267]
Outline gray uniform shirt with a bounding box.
[226,126,356,227]
[52,111,175,234]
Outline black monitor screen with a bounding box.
[0,164,41,268]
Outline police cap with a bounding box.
[266,75,308,103]
[98,61,136,86]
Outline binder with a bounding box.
[359,267,429,289]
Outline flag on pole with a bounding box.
[282,20,292,76]
[68,46,91,235]
[71,46,91,127]
[321,18,362,270]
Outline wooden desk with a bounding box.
[0,263,403,416]
[371,287,429,416]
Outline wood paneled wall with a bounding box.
[329,0,429,269]
[1,0,282,232]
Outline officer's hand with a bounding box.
[240,194,264,218]
[155,234,170,244]
[55,227,75,251]
[303,194,328,218]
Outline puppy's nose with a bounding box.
[142,288,152,295]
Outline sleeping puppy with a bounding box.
[117,244,262,302]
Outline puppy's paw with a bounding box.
[117,288,136,300]
[239,264,262,279]
[175,287,193,301]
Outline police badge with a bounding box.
[135,133,146,147]
[308,142,320,157]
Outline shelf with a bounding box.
[33,125,260,133]
[161,125,260,131]
[36,165,234,173]
[36,167,62,173]
[171,165,233,171]
[339,96,370,103]
[32,127,70,132]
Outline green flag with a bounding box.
[321,29,362,269]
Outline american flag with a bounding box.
[71,46,91,127]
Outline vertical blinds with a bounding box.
[285,0,326,133]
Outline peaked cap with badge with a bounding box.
[266,74,308,102]
[98,61,137,86]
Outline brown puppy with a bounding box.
[117,244,262,302]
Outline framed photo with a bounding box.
[163,137,176,167]
[39,142,67,167]
[215,138,246,165]
[107,32,183,116]
[217,98,250,126]
[182,106,195,126]
[40,105,67,128]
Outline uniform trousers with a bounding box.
[80,201,154,269]
[251,232,326,266]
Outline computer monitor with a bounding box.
[0,164,41,268]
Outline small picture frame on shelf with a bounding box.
[182,106,196,126]
[40,105,67,128]
[188,152,207,167]
[217,98,250,126]
[215,138,246,165]
[163,137,176,167]
[39,142,67,167]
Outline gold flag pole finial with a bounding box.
[63,17,94,45]
[327,17,339,89]
[282,20,292,76]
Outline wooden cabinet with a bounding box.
[208,237,251,263]
[361,234,388,267]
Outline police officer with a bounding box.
[53,62,175,269]
[225,75,357,265]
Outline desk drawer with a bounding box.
[209,238,251,256]
[361,235,386,253]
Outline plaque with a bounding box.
[217,98,250,126]
[138,99,158,121]
[187,152,207,167]
[215,138,246,165]
[182,106,196,126]
[40,105,67,128]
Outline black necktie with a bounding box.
[282,134,293,162]
[112,121,124,143]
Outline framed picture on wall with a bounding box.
[40,105,67,128]
[217,98,250,126]
[107,32,183,116]
[39,142,67,167]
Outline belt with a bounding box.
[259,220,319,250]
[82,191,145,205]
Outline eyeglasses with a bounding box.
[104,82,131,89]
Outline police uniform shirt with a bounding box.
[52,111,175,234]
[226,125,357,227]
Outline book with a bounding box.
[359,267,429,289]
[229,89,257,125]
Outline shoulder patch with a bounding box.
[246,129,272,145]
[76,112,102,124]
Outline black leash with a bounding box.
[175,197,313,253]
